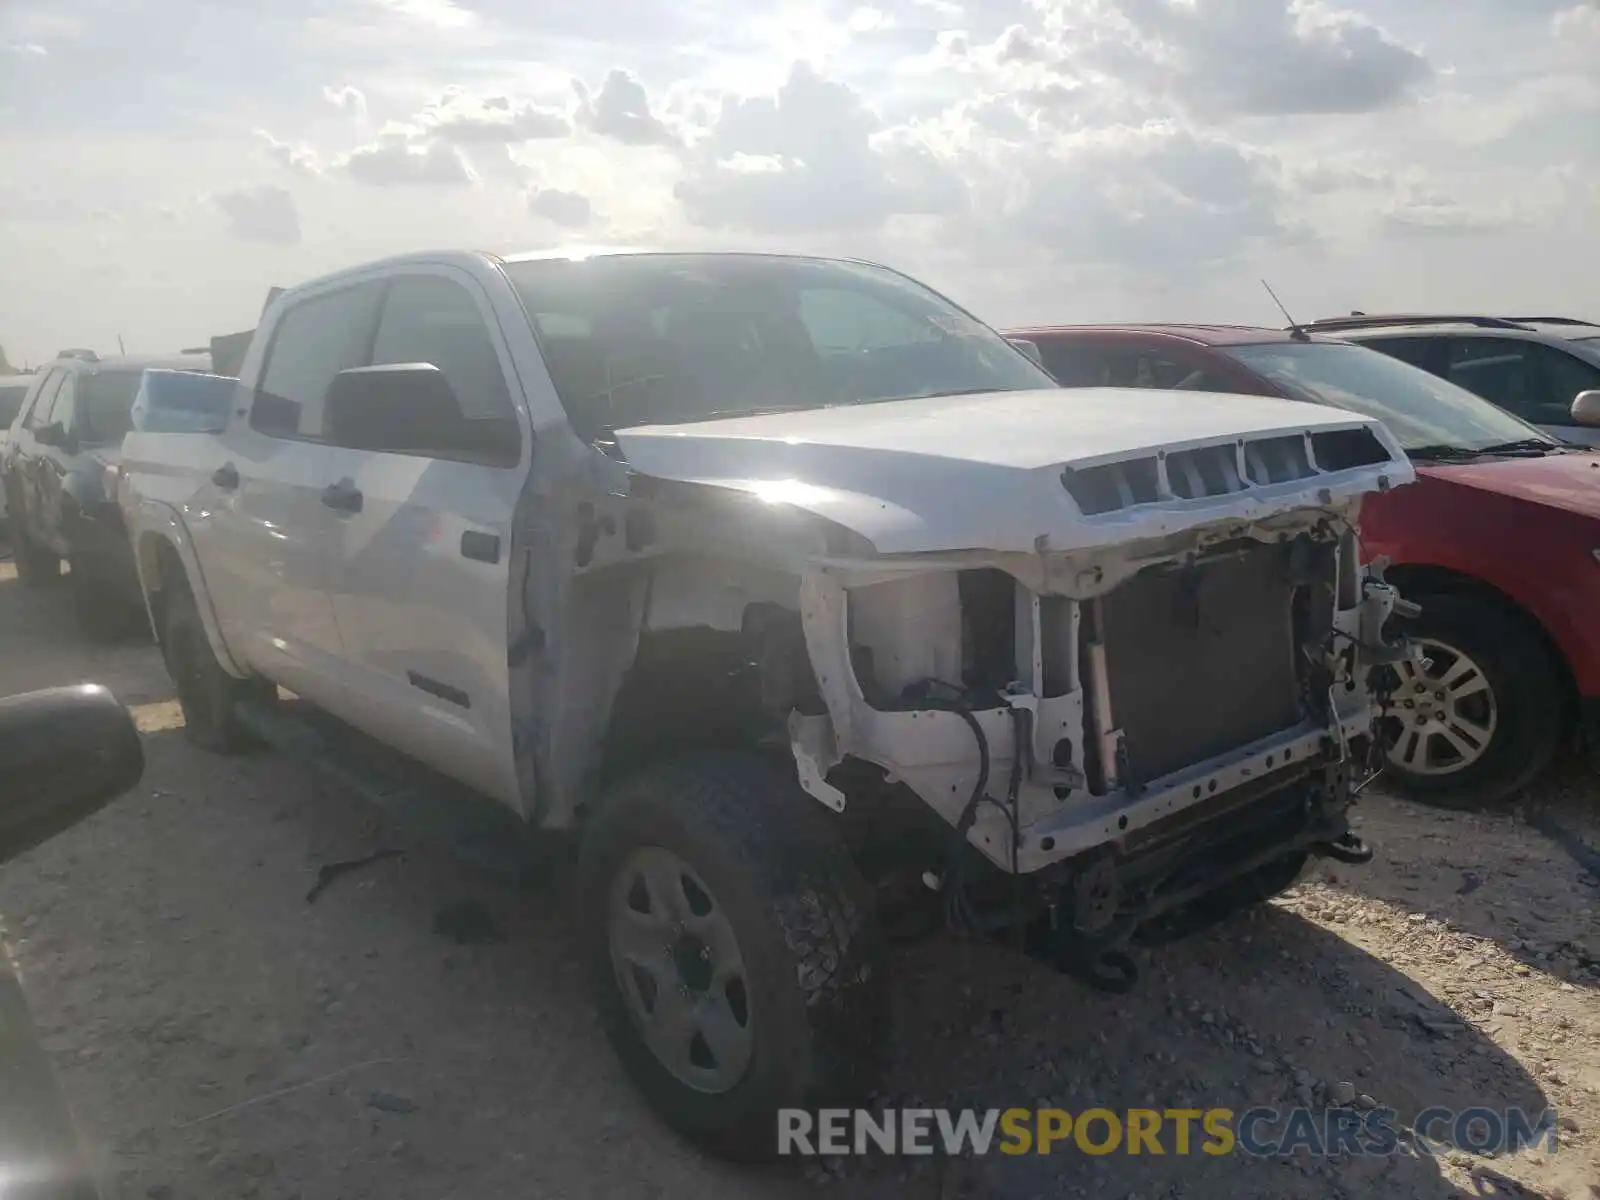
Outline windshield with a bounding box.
[0,381,30,428]
[502,253,1054,439]
[1222,341,1553,454]
[79,370,146,444]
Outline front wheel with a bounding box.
[577,751,884,1161]
[1378,593,1565,810]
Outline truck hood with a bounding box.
[1419,450,1600,521]
[614,387,1412,554]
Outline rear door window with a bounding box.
[254,282,384,440]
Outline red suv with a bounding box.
[1010,323,1600,810]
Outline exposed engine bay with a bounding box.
[780,506,1413,988]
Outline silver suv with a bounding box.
[1307,314,1600,446]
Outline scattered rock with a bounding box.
[1330,1081,1357,1107]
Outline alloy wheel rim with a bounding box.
[606,845,754,1094]
[1383,638,1499,776]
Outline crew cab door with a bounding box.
[190,280,385,701]
[315,270,528,807]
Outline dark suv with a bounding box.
[2,348,211,637]
[1011,323,1600,810]
[1304,315,1600,448]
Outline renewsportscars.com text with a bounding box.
[777,1106,1563,1158]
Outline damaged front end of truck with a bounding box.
[509,387,1419,991]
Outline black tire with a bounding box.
[162,571,258,753]
[13,532,60,587]
[577,750,884,1161]
[1379,593,1565,811]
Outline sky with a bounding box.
[0,0,1596,368]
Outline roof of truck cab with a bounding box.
[1009,324,1338,347]
[495,246,893,263]
[265,247,904,306]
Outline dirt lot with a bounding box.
[1,555,1597,1200]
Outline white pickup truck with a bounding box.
[119,249,1415,1158]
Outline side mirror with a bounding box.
[1572,389,1600,429]
[0,685,144,869]
[1008,337,1044,368]
[34,421,62,447]
[325,363,501,460]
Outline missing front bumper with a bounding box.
[1025,753,1370,991]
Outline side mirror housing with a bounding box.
[34,421,61,447]
[325,363,510,462]
[1008,337,1044,368]
[1572,389,1600,429]
[0,684,144,868]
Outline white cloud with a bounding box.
[323,84,368,118]
[0,0,1596,363]
[211,185,302,244]
[676,62,966,233]
[574,69,677,146]
[1552,2,1600,40]
[337,137,476,186]
[256,130,321,176]
[988,122,1290,269]
[405,87,571,144]
[527,186,593,226]
[366,0,476,30]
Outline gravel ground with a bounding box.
[1,555,1596,1200]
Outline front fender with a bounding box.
[130,497,249,679]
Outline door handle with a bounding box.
[212,462,239,490]
[321,480,363,513]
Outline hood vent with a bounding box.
[1062,427,1392,518]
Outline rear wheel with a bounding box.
[162,571,261,753]
[577,751,883,1161]
[1378,594,1565,810]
